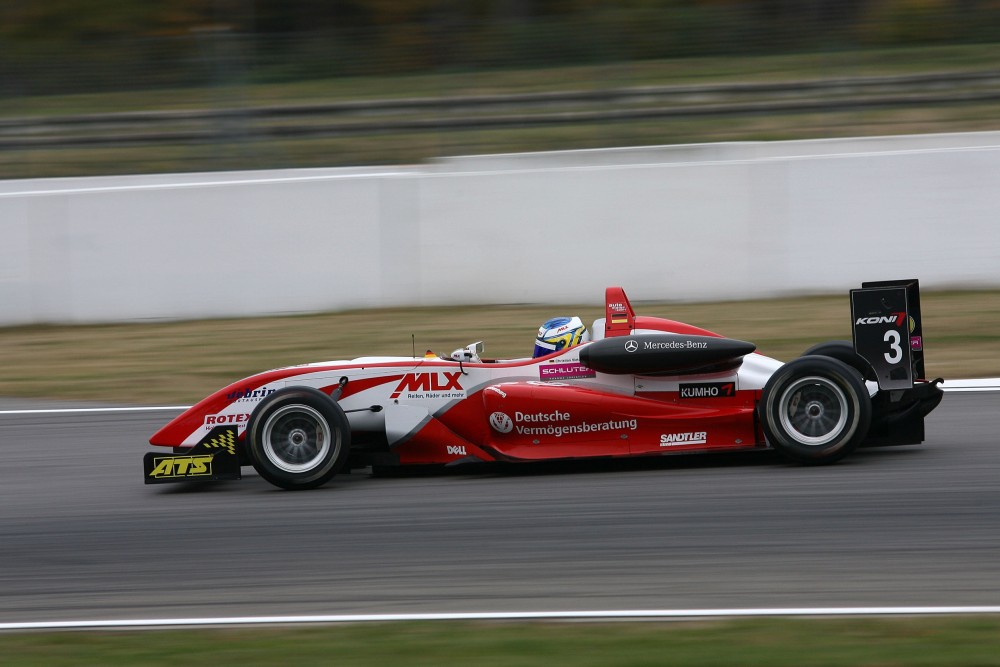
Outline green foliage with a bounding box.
[3,618,1000,666]
[2,0,999,95]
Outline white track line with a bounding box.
[0,378,996,416]
[0,406,190,415]
[941,378,1000,392]
[3,607,1000,631]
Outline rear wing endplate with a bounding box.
[850,279,925,391]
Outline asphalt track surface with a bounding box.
[1,393,997,625]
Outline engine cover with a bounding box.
[580,334,756,375]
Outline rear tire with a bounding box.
[246,387,350,490]
[802,340,877,382]
[760,356,871,465]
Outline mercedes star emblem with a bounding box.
[624,339,638,352]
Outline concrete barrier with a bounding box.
[1,132,999,325]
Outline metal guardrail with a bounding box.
[3,70,1000,149]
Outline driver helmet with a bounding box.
[533,316,591,358]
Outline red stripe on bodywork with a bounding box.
[150,364,412,447]
[321,375,405,399]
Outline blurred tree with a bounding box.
[858,0,957,44]
[2,0,153,40]
[1,0,997,96]
[1,0,216,40]
[252,0,371,32]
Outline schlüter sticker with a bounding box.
[539,362,596,381]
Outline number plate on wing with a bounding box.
[850,286,913,390]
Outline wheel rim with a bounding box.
[778,376,850,446]
[261,404,335,473]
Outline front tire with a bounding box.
[246,387,350,490]
[760,356,871,465]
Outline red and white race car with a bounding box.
[144,280,943,490]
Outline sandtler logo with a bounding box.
[490,412,513,433]
[660,431,708,447]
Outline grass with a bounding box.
[4,44,1000,118]
[2,618,1000,666]
[1,290,997,405]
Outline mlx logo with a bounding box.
[390,372,463,399]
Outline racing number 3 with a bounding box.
[884,329,903,364]
[850,285,914,391]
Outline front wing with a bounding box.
[143,426,242,484]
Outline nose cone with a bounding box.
[149,406,202,447]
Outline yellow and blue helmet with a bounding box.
[533,316,591,358]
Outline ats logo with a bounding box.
[390,372,465,399]
[147,455,214,479]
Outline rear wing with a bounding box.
[850,279,925,391]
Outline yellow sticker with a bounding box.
[148,455,214,479]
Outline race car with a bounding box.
[144,279,943,490]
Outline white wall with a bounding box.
[2,132,999,325]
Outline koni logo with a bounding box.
[390,372,464,399]
[855,312,906,327]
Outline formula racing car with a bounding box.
[144,280,943,490]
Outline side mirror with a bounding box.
[450,341,485,363]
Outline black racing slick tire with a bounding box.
[760,356,872,465]
[246,387,351,490]
[802,340,877,382]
